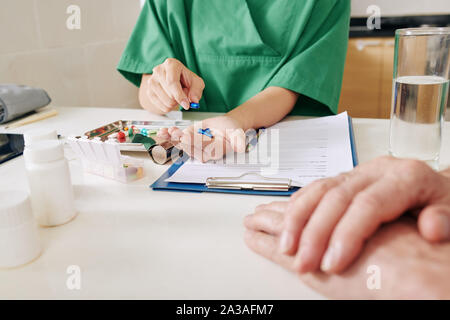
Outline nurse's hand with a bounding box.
[158,115,247,162]
[277,156,450,274]
[139,58,205,114]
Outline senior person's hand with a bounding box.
[273,156,450,275]
[244,202,450,299]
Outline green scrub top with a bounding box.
[117,0,350,116]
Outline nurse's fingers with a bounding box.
[186,72,205,103]
[162,59,190,110]
[179,127,212,161]
[179,142,214,162]
[244,210,284,236]
[180,126,212,149]
[179,127,195,152]
[179,122,233,162]
[151,66,173,113]
[146,87,168,114]
[202,136,230,161]
[226,128,246,153]
[157,127,170,140]
[151,81,178,112]
[179,140,202,161]
[167,127,184,143]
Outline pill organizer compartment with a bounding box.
[67,137,145,183]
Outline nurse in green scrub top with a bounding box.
[118,0,350,161]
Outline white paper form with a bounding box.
[165,112,354,188]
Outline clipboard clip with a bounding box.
[206,172,292,192]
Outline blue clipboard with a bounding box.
[151,117,358,196]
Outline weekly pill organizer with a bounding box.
[84,120,191,151]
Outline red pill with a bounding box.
[117,131,126,142]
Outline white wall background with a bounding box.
[351,0,450,17]
[0,0,142,108]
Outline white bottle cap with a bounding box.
[24,128,57,146]
[23,140,64,163]
[0,190,42,268]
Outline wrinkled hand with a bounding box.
[274,156,450,275]
[158,115,247,162]
[244,201,450,299]
[146,58,205,113]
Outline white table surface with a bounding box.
[0,106,449,299]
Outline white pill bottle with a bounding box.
[24,140,77,226]
[0,190,42,268]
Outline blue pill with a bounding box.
[198,128,213,138]
[190,102,200,109]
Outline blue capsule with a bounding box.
[190,102,200,109]
[198,128,213,138]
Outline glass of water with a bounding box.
[389,27,450,169]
